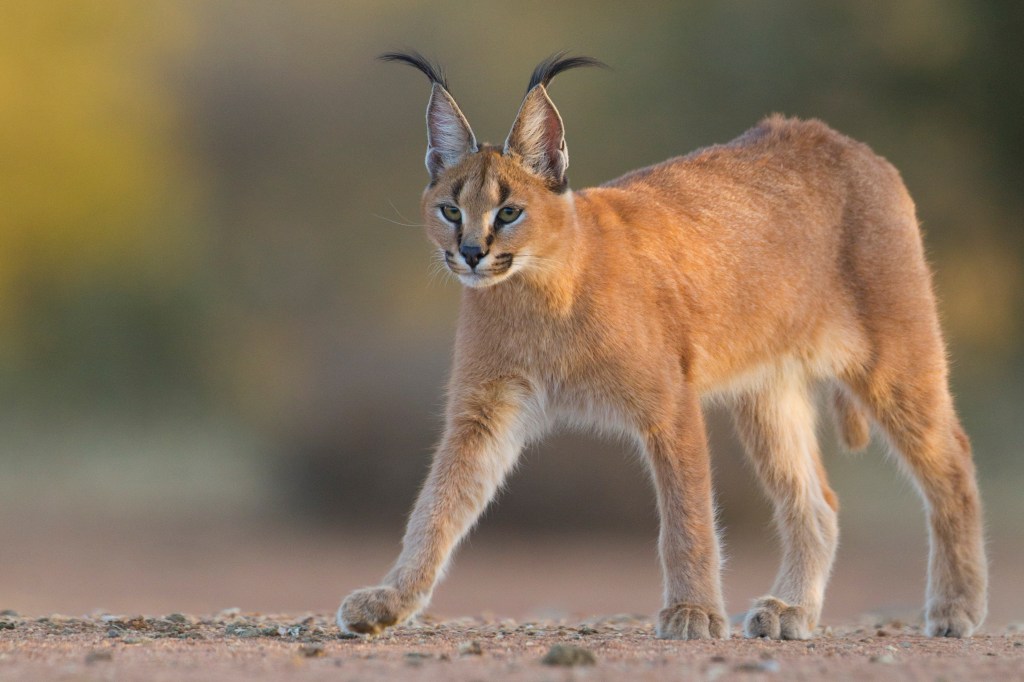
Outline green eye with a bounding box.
[441,205,462,223]
[496,206,523,225]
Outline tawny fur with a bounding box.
[339,53,988,641]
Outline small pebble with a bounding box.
[870,654,896,664]
[85,650,113,664]
[299,643,325,658]
[225,624,261,638]
[735,659,780,673]
[541,644,596,667]
[458,640,483,656]
[123,616,148,631]
[404,652,431,666]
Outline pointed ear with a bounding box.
[425,83,477,180]
[503,85,568,190]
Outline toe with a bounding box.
[687,610,710,639]
[708,611,729,639]
[744,607,781,639]
[778,607,812,640]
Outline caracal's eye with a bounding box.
[496,206,523,226]
[440,205,462,223]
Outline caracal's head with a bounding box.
[380,51,605,289]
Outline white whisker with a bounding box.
[388,199,419,225]
[516,253,561,276]
[373,214,425,228]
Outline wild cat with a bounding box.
[338,51,987,640]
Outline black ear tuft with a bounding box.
[380,50,476,179]
[379,50,450,91]
[526,52,608,93]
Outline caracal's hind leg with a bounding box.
[846,355,987,637]
[733,369,839,640]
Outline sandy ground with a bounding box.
[1,514,1021,680]
[1,611,1023,681]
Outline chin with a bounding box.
[455,268,516,289]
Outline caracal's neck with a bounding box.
[464,190,587,318]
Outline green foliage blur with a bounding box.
[0,3,202,405]
[1,1,1021,528]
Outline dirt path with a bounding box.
[1,611,1021,681]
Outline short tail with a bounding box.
[832,385,871,451]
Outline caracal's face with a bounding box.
[422,146,570,289]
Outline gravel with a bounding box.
[0,612,1021,681]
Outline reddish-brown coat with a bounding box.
[340,81,986,641]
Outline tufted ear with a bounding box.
[503,85,568,190]
[426,83,478,180]
[379,51,478,180]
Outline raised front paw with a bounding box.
[337,586,414,635]
[925,600,982,638]
[656,602,729,640]
[743,596,813,640]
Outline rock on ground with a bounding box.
[0,612,1022,681]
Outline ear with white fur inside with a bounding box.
[426,84,478,179]
[504,85,569,191]
[378,51,478,180]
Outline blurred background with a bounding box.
[1,1,1021,626]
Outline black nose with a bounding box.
[460,244,486,269]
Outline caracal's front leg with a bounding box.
[338,376,538,635]
[645,384,729,640]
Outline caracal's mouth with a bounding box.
[444,252,515,288]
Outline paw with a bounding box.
[744,596,813,640]
[656,603,729,640]
[925,601,982,638]
[337,586,412,635]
